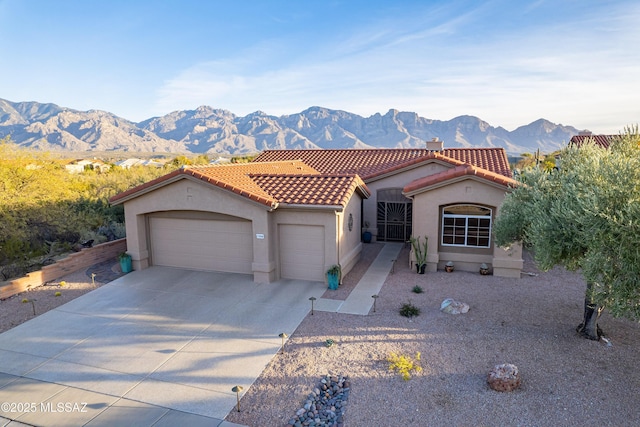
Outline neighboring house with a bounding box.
[110,139,523,283]
[209,157,231,165]
[65,159,111,173]
[115,158,165,168]
[555,133,616,169]
[569,133,615,149]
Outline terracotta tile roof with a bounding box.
[253,148,512,178]
[109,161,320,207]
[569,134,615,149]
[110,147,513,208]
[251,174,370,206]
[442,148,512,177]
[403,164,519,195]
[188,161,320,206]
[109,160,369,208]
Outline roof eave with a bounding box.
[356,183,371,199]
[403,175,516,197]
[276,203,345,211]
[110,172,277,209]
[109,171,183,205]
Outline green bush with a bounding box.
[400,302,420,318]
[412,285,424,294]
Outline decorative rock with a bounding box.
[488,363,521,392]
[289,374,350,426]
[440,298,470,314]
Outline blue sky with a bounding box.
[0,0,637,133]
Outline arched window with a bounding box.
[441,205,492,248]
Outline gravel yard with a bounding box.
[226,244,640,426]
[1,246,638,426]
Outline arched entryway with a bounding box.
[376,188,412,241]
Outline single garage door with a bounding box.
[149,217,253,273]
[279,224,325,281]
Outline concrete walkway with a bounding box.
[0,243,403,427]
[314,242,403,315]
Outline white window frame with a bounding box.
[441,205,492,248]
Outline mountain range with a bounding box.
[0,98,582,155]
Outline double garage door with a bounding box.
[149,217,253,274]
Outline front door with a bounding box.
[376,193,412,242]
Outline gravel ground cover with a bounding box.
[226,244,640,427]
[1,247,638,426]
[0,259,124,334]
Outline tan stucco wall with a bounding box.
[363,162,451,240]
[409,178,523,278]
[122,177,275,282]
[338,192,363,280]
[269,191,363,284]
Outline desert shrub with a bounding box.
[0,142,171,275]
[97,222,126,241]
[412,285,424,294]
[387,352,422,380]
[400,302,420,318]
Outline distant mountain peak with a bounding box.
[0,97,581,155]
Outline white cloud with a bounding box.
[152,2,640,133]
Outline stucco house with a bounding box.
[110,140,523,283]
[65,159,111,174]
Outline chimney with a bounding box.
[426,137,444,152]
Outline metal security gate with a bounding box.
[376,189,412,242]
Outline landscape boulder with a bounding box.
[440,298,470,314]
[487,363,521,392]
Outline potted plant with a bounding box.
[327,264,341,290]
[409,236,428,274]
[445,260,454,273]
[118,252,133,273]
[362,221,372,243]
[479,263,490,275]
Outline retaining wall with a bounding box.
[0,239,127,300]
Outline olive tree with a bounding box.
[494,127,640,340]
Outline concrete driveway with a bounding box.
[0,267,328,426]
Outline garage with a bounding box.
[279,224,325,281]
[110,163,370,283]
[149,215,253,274]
